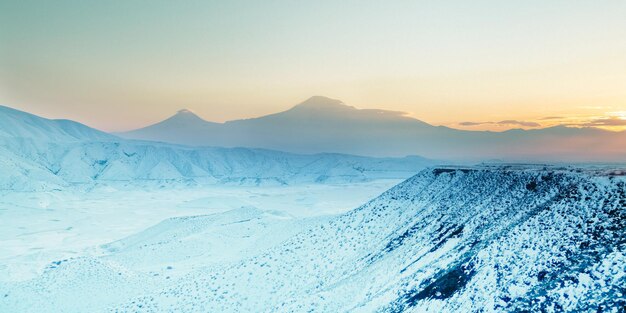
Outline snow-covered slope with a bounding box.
[0,105,434,190]
[0,105,115,142]
[2,166,624,312]
[3,140,433,190]
[0,144,66,190]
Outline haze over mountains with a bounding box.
[0,104,433,191]
[120,96,626,162]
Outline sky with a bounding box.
[1,0,625,132]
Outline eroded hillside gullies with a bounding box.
[112,167,625,312]
[0,106,435,191]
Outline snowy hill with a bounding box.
[119,96,626,161]
[11,140,434,188]
[2,166,624,312]
[113,166,626,312]
[0,105,435,190]
[0,105,116,142]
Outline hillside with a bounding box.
[0,105,434,190]
[3,166,624,312]
[0,105,116,142]
[117,166,625,312]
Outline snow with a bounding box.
[1,105,624,312]
[2,139,431,190]
[0,180,399,283]
[0,105,436,191]
[1,166,624,312]
[0,105,115,143]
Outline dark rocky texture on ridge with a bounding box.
[3,166,624,312]
[112,166,626,312]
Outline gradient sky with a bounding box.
[1,0,625,132]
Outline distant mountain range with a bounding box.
[0,104,433,191]
[119,96,626,161]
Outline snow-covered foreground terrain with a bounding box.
[2,166,624,312]
[0,180,399,282]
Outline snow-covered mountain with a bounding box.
[120,96,626,161]
[0,105,116,143]
[0,105,434,190]
[0,105,119,190]
[3,166,624,312]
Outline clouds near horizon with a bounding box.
[459,120,541,128]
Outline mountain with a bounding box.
[0,105,119,190]
[119,96,439,156]
[116,109,221,146]
[0,105,116,143]
[0,105,435,190]
[119,96,626,161]
[3,166,624,311]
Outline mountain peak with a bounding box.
[161,108,210,125]
[176,108,196,115]
[293,96,351,110]
[170,108,204,120]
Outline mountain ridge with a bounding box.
[0,105,436,191]
[0,104,116,142]
[2,101,625,161]
[118,97,626,161]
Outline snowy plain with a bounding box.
[0,180,400,283]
